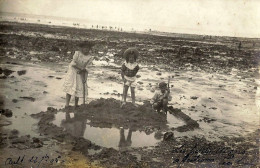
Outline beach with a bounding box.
[0,21,259,167]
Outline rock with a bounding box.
[19,96,35,102]
[32,137,41,143]
[190,96,198,100]
[163,132,174,141]
[32,143,43,148]
[11,135,30,144]
[11,129,19,135]
[8,135,18,139]
[154,131,163,140]
[0,109,13,117]
[47,107,56,112]
[0,68,14,76]
[43,91,48,94]
[17,70,27,76]
[9,51,14,55]
[12,99,18,103]
[51,46,60,52]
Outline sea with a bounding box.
[0,12,257,40]
[0,12,210,39]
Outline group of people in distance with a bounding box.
[63,41,171,113]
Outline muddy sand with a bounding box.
[0,21,259,167]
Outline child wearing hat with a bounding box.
[63,41,95,108]
[121,48,140,107]
[151,81,172,113]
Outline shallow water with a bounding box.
[53,112,161,149]
[52,110,185,149]
[0,57,259,142]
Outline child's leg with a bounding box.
[130,87,136,104]
[153,102,162,112]
[65,93,71,107]
[123,85,129,103]
[162,98,168,112]
[75,96,79,107]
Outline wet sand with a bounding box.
[0,22,259,167]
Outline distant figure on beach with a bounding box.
[63,41,95,108]
[177,46,183,57]
[151,82,172,113]
[238,42,242,51]
[121,48,140,107]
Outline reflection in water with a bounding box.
[61,112,87,137]
[118,128,133,149]
[54,112,161,149]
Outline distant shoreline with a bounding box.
[0,11,259,39]
[0,20,259,42]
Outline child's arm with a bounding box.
[72,65,82,72]
[162,90,172,101]
[121,64,126,82]
[133,65,139,76]
[151,92,158,104]
[163,90,170,99]
[71,51,84,72]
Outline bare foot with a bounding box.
[133,103,138,107]
[120,102,126,108]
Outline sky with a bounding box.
[0,0,259,38]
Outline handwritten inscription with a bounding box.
[171,143,257,167]
[5,154,65,167]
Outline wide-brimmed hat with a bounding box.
[123,48,139,59]
[159,82,167,89]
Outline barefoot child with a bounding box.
[121,48,140,107]
[63,41,95,108]
[151,81,172,113]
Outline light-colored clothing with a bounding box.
[63,51,94,97]
[151,90,172,104]
[124,79,137,87]
[122,61,139,87]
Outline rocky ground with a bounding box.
[0,21,259,167]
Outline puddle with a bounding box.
[53,112,161,149]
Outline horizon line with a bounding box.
[0,11,259,39]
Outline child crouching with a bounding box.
[151,82,172,113]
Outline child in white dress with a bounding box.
[63,41,95,108]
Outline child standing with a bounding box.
[151,82,172,113]
[121,48,140,107]
[63,41,95,108]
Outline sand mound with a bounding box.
[67,98,168,131]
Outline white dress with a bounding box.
[63,51,94,97]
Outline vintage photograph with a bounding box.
[0,0,259,167]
